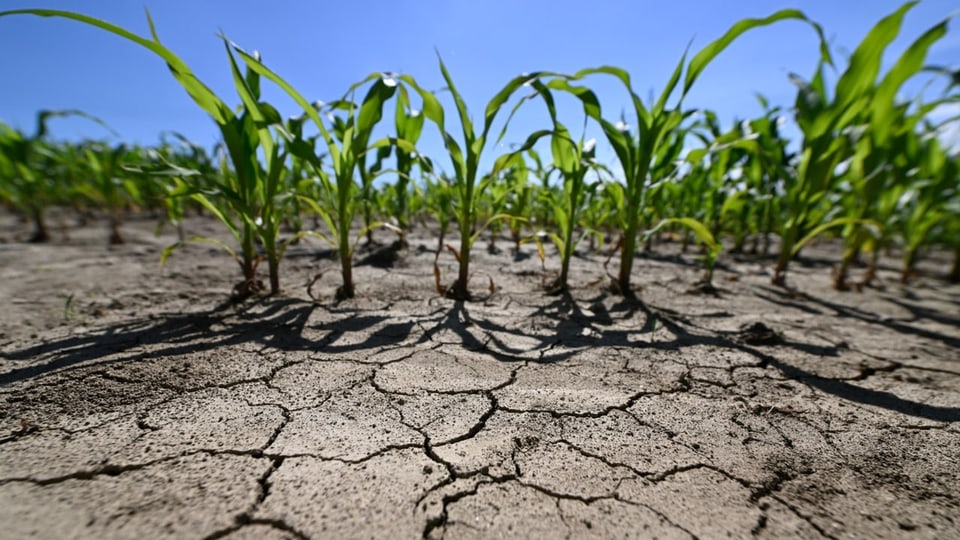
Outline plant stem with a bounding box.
[617,218,639,297]
[451,203,472,299]
[29,205,49,243]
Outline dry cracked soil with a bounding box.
[0,213,958,539]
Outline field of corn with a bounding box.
[1,3,957,303]
[1,4,960,538]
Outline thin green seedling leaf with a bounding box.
[685,9,831,97]
[470,214,526,245]
[162,235,241,267]
[872,16,951,142]
[793,217,881,257]
[0,10,231,123]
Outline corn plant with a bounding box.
[421,172,456,255]
[684,112,749,238]
[528,83,605,291]
[0,9,322,297]
[399,59,551,300]
[0,111,111,241]
[339,111,391,246]
[0,125,57,242]
[945,201,960,284]
[475,157,532,256]
[895,125,959,283]
[549,9,828,297]
[773,1,950,287]
[738,97,794,255]
[501,151,539,255]
[538,134,601,291]
[148,133,219,241]
[477,170,509,255]
[832,107,940,289]
[647,217,723,290]
[77,141,143,245]
[580,180,619,252]
[387,86,428,246]
[230,47,400,299]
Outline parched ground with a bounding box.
[1,213,958,539]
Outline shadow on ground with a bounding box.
[4,289,957,423]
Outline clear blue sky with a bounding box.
[0,0,957,165]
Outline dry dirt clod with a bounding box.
[735,322,783,346]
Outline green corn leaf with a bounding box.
[793,217,881,256]
[492,129,553,175]
[355,78,399,149]
[654,46,690,114]
[437,54,476,145]
[232,47,341,170]
[223,40,275,163]
[167,235,241,267]
[872,17,950,142]
[483,72,545,139]
[835,2,916,111]
[546,79,603,122]
[685,9,829,97]
[0,9,233,124]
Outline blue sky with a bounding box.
[0,0,957,166]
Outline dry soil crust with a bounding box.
[1,214,958,539]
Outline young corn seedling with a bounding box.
[839,85,957,289]
[78,141,143,245]
[680,110,790,264]
[422,172,456,256]
[579,180,619,253]
[0,123,56,242]
[685,111,750,241]
[773,1,950,287]
[388,85,428,247]
[183,43,306,298]
[477,157,531,256]
[230,48,400,300]
[502,151,538,255]
[0,111,112,242]
[478,170,509,255]
[528,82,606,291]
[737,97,794,255]
[549,9,828,297]
[399,59,551,300]
[345,115,391,246]
[539,132,602,292]
[645,217,723,291]
[900,137,958,282]
[0,9,318,297]
[944,199,960,284]
[149,133,219,242]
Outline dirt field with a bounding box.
[1,212,958,539]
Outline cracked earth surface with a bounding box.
[1,215,959,539]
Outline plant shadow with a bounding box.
[2,284,957,423]
[0,296,413,386]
